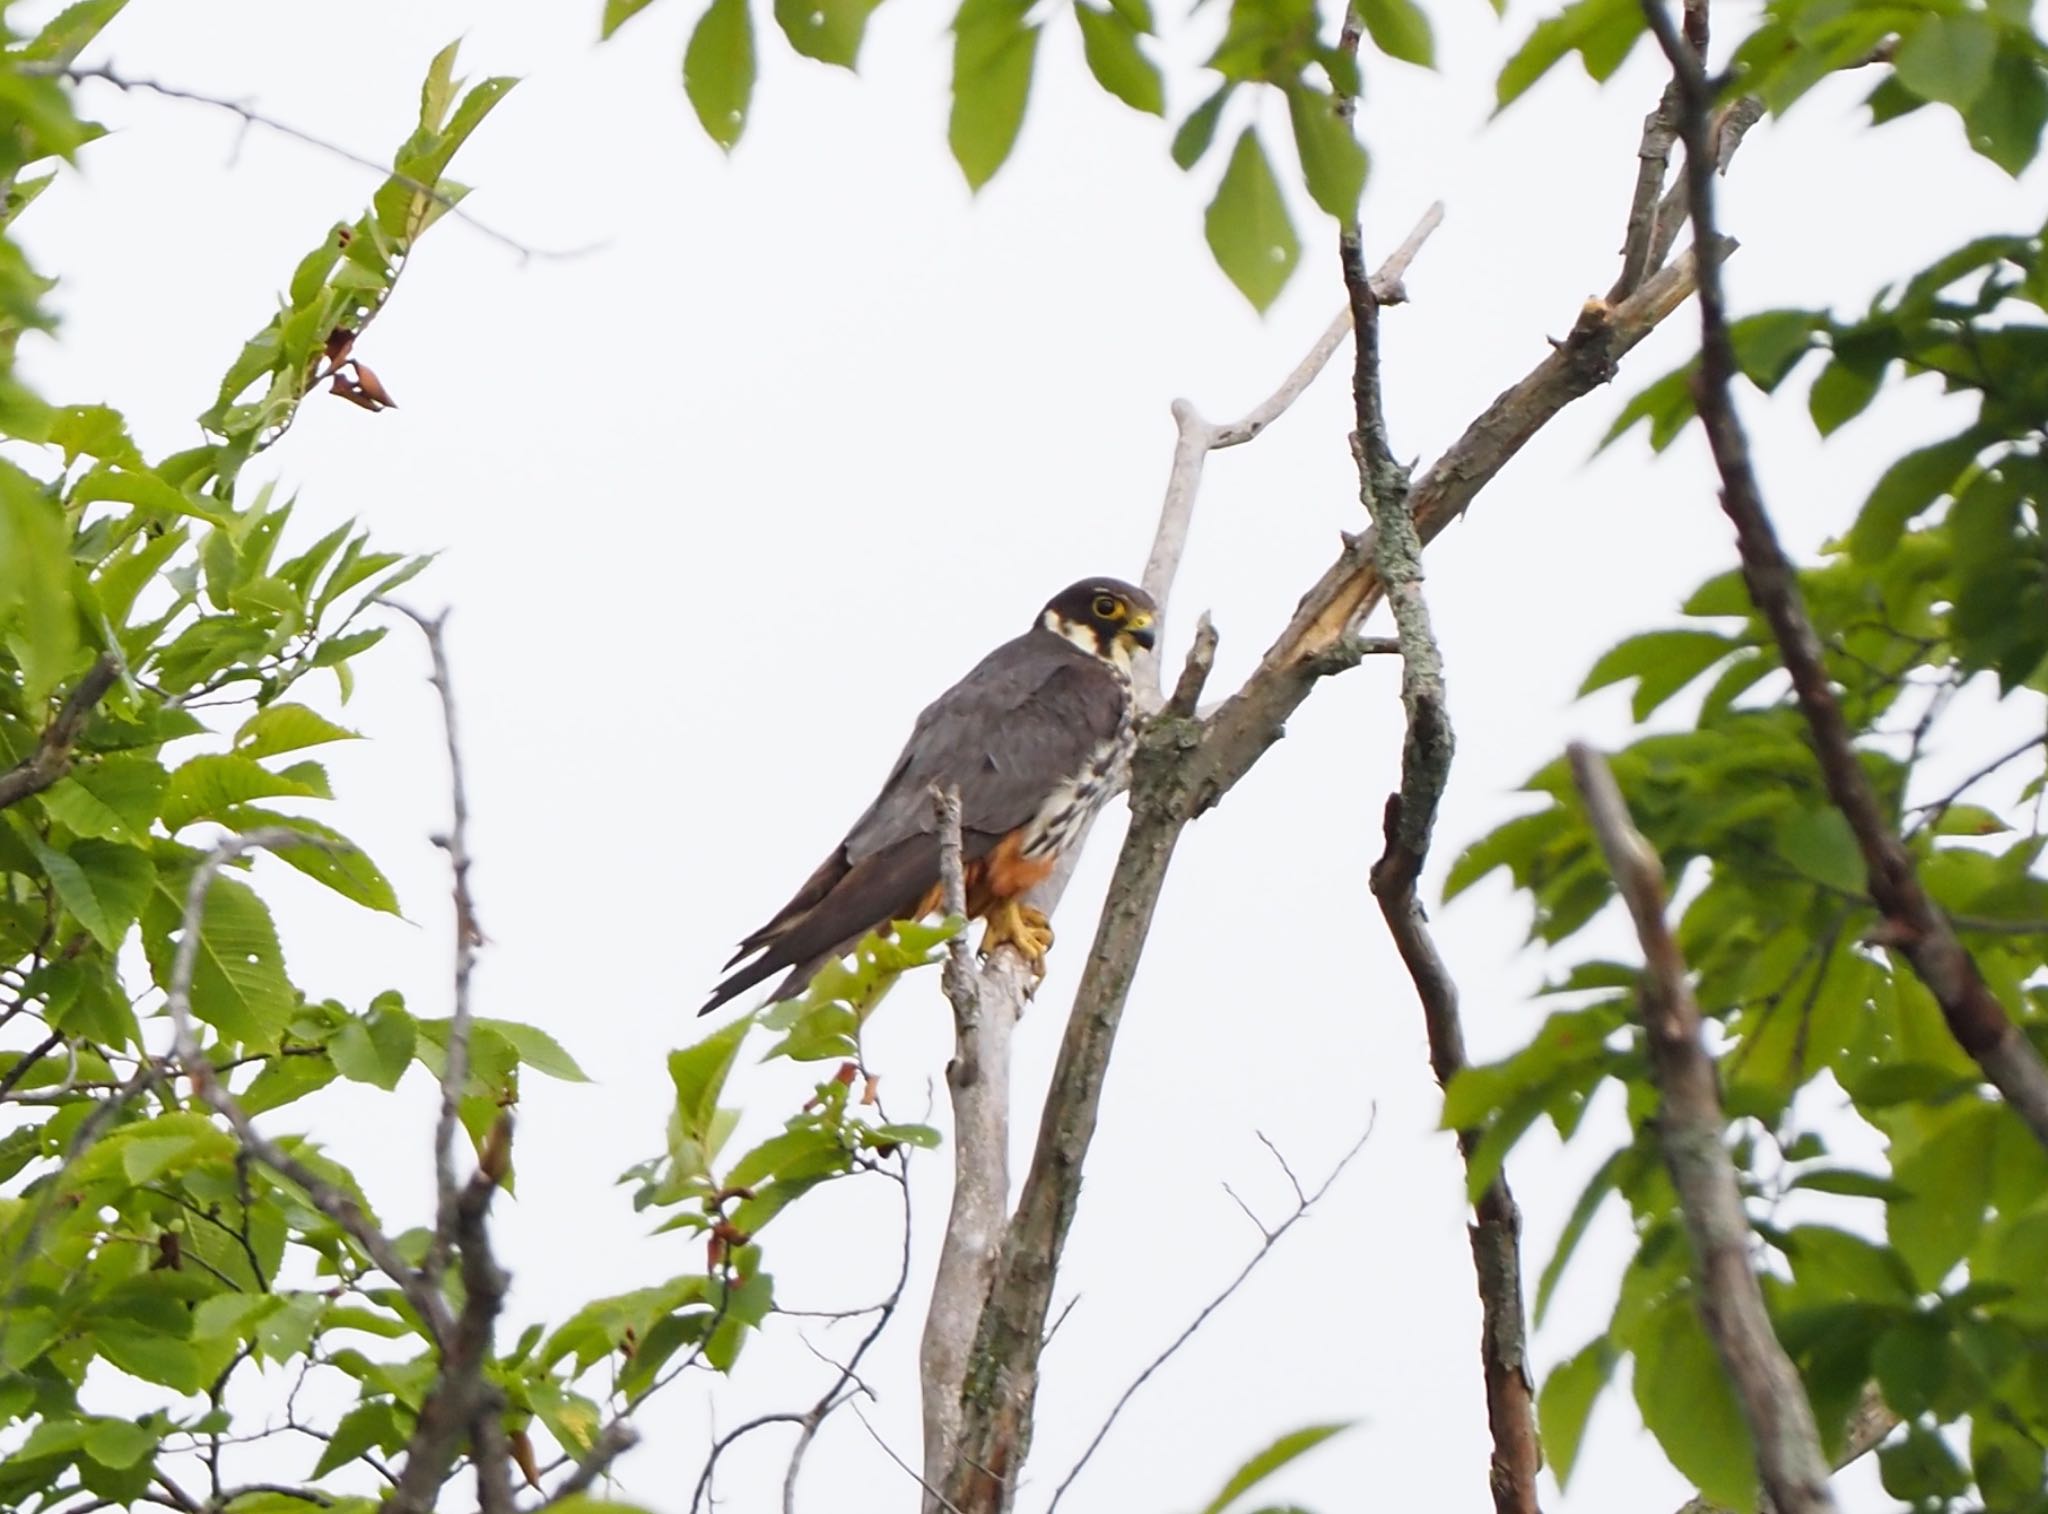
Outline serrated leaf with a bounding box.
[684,0,756,151]
[1205,129,1298,312]
[1284,84,1366,221]
[1075,4,1163,115]
[1538,1335,1614,1487]
[1537,1148,1628,1325]
[41,756,168,844]
[160,754,328,832]
[146,873,294,1049]
[670,1015,754,1159]
[219,807,400,915]
[949,0,1038,190]
[29,836,152,951]
[234,704,360,760]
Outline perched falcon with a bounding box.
[699,577,1158,1016]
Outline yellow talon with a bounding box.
[980,899,1055,977]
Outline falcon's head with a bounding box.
[1040,577,1158,671]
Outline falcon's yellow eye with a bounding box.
[1092,594,1124,620]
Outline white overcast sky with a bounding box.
[19,0,2045,1508]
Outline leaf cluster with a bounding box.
[1448,221,2048,1514]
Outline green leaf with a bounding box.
[772,0,882,68]
[683,0,756,151]
[1633,1292,1755,1513]
[0,473,79,707]
[95,1321,203,1392]
[1197,1422,1353,1514]
[1964,44,2048,176]
[145,873,295,1049]
[1785,1167,1909,1201]
[41,756,168,844]
[1600,360,1696,452]
[68,466,228,527]
[314,1400,404,1478]
[1284,84,1367,222]
[82,1417,157,1470]
[1172,85,1232,170]
[331,999,416,1091]
[218,808,400,915]
[1357,0,1433,67]
[1848,430,1982,563]
[1878,1421,1970,1501]
[478,1017,589,1081]
[1204,130,1299,313]
[1807,356,1883,436]
[29,836,152,952]
[1728,309,1822,391]
[1888,1100,1997,1288]
[239,1052,339,1114]
[160,754,329,831]
[1892,12,1998,112]
[234,704,360,760]
[1578,629,1738,720]
[949,0,1039,190]
[669,1015,754,1165]
[1496,0,1643,110]
[601,0,659,37]
[1537,1335,1615,1488]
[1075,4,1163,116]
[1775,807,1865,896]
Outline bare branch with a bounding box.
[1640,0,2048,1153]
[923,784,1013,1489]
[1045,1124,1372,1512]
[1354,211,1540,1514]
[372,606,513,1514]
[1571,743,1837,1514]
[0,653,122,812]
[1137,200,1445,702]
[379,603,485,1282]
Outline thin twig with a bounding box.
[543,1422,640,1507]
[1640,0,2048,1154]
[0,653,122,812]
[1045,1124,1372,1512]
[1571,742,1837,1514]
[46,63,586,263]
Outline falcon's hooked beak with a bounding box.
[1123,613,1156,651]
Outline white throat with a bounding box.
[1043,609,1134,675]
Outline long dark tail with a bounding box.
[697,835,938,1015]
